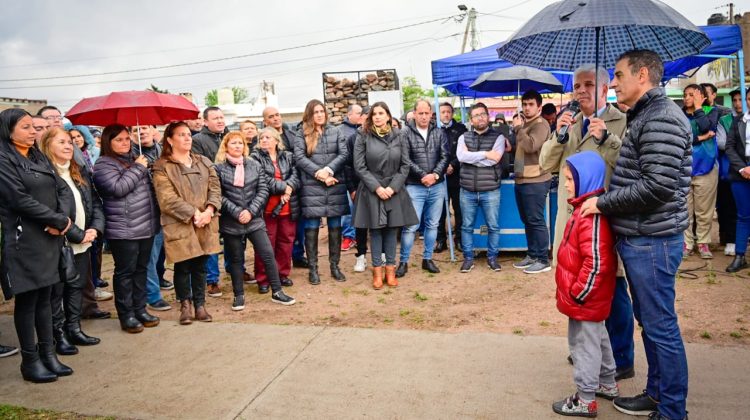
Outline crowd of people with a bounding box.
[0,47,748,420]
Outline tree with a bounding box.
[205,89,218,107]
[204,86,249,107]
[147,84,169,93]
[401,76,447,115]
[232,86,248,104]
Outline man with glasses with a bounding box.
[38,105,64,128]
[456,103,506,273]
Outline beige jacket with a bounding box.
[539,104,625,267]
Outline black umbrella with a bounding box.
[497,0,710,111]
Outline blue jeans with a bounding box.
[145,231,164,305]
[617,234,688,420]
[460,187,501,259]
[341,194,356,239]
[606,276,635,369]
[292,220,306,261]
[400,182,446,262]
[515,181,550,262]
[305,217,341,229]
[205,253,220,285]
[732,181,750,255]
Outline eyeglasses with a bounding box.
[470,112,488,119]
[44,115,63,121]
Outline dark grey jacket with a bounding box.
[0,143,72,297]
[725,116,749,182]
[444,120,468,187]
[93,154,160,240]
[293,125,350,219]
[191,126,228,162]
[402,121,450,185]
[598,88,692,237]
[251,148,301,220]
[352,128,418,229]
[215,157,270,235]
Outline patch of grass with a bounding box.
[383,289,393,295]
[377,296,386,304]
[706,270,717,285]
[355,289,370,296]
[0,405,115,419]
[399,309,411,317]
[427,273,436,278]
[513,328,524,335]
[410,312,425,324]
[700,331,712,339]
[413,291,428,302]
[539,321,550,327]
[730,331,743,339]
[341,287,351,297]
[383,318,394,324]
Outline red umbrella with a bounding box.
[66,90,199,154]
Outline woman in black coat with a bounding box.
[251,127,300,289]
[293,99,350,285]
[40,128,105,355]
[0,109,74,383]
[353,102,417,289]
[216,131,296,309]
[724,102,750,273]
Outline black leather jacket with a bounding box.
[402,121,450,185]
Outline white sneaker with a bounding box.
[725,243,736,256]
[95,288,113,301]
[353,255,367,272]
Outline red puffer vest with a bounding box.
[555,188,617,322]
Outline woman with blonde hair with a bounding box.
[251,127,299,290]
[40,128,105,353]
[152,121,222,324]
[216,131,295,309]
[293,99,350,285]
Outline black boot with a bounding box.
[135,311,160,328]
[305,229,320,285]
[53,328,78,356]
[65,323,100,346]
[726,254,748,273]
[328,227,346,282]
[395,262,408,278]
[39,342,73,376]
[20,347,57,383]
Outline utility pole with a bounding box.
[460,7,478,53]
[729,2,734,24]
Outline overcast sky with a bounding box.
[0,0,737,112]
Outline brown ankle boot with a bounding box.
[179,300,193,325]
[194,305,212,322]
[372,266,384,290]
[385,265,398,288]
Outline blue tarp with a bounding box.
[431,25,743,97]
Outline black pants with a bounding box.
[515,181,551,263]
[224,230,281,295]
[370,227,399,267]
[355,228,369,257]
[14,285,54,352]
[109,238,154,320]
[717,178,737,244]
[51,250,91,330]
[437,182,462,244]
[173,255,209,307]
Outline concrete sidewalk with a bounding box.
[0,316,747,419]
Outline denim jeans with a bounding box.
[341,194,356,239]
[205,253,220,285]
[460,187,501,259]
[617,234,688,420]
[606,276,635,369]
[292,220,306,261]
[515,181,550,263]
[371,227,399,266]
[400,182,446,262]
[304,217,342,229]
[145,231,164,305]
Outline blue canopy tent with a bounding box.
[432,24,746,114]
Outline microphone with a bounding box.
[557,100,581,144]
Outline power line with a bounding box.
[0,14,460,83]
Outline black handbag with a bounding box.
[59,237,80,284]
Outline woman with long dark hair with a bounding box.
[152,121,224,323]
[352,102,417,288]
[0,109,74,382]
[293,99,350,285]
[93,124,161,333]
[40,128,104,355]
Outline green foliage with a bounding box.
[232,86,248,103]
[205,89,219,107]
[147,84,169,94]
[204,86,248,107]
[413,291,428,302]
[401,76,448,115]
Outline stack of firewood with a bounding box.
[323,70,397,124]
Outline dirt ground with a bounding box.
[4,228,747,348]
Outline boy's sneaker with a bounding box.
[513,255,535,269]
[460,259,475,273]
[207,283,223,297]
[0,344,19,358]
[682,243,693,258]
[697,244,713,259]
[595,383,619,400]
[552,393,597,417]
[353,255,367,272]
[613,390,658,416]
[159,279,174,290]
[271,291,296,306]
[232,295,245,311]
[243,271,257,285]
[724,243,736,256]
[147,299,172,311]
[341,238,356,251]
[524,261,551,274]
[487,258,502,272]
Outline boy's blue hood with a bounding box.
[566,151,606,198]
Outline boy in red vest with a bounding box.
[552,151,618,417]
